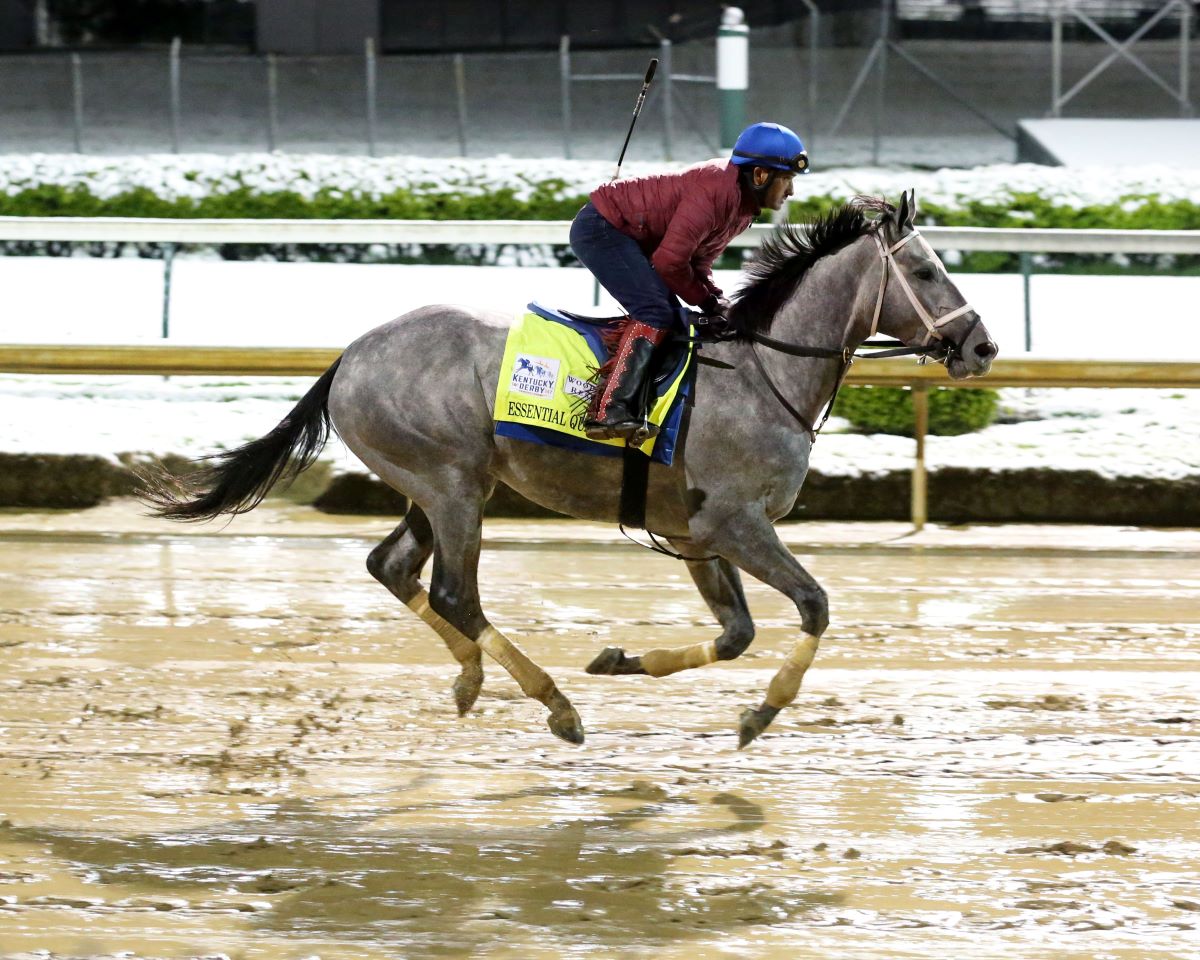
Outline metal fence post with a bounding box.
[911,381,928,530]
[70,53,84,153]
[1051,2,1063,116]
[454,53,469,156]
[660,37,673,161]
[804,0,820,152]
[1020,252,1033,351]
[1181,0,1192,118]
[266,53,279,151]
[873,0,890,165]
[169,37,182,153]
[559,35,572,159]
[365,37,378,157]
[161,243,175,339]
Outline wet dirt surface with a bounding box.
[1,503,1198,959]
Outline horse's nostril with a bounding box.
[975,340,997,360]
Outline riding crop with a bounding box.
[612,57,658,180]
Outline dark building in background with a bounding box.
[256,0,377,53]
[0,1,1191,53]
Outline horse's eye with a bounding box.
[914,267,936,282]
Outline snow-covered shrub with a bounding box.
[4,154,1200,270]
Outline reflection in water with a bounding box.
[1,788,840,955]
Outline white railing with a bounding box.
[3,216,1200,253]
[5,215,1197,347]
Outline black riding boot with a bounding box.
[584,319,669,442]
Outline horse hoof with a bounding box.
[586,646,625,675]
[547,705,586,745]
[737,704,780,750]
[452,665,483,716]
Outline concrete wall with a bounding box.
[256,0,379,54]
[0,0,33,50]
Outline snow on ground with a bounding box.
[1,257,1197,482]
[2,152,1199,482]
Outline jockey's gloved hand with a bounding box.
[698,294,734,336]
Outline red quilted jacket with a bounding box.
[588,159,760,307]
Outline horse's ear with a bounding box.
[896,189,915,231]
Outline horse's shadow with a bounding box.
[3,781,843,953]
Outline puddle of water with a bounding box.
[1,516,1198,959]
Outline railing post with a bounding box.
[1020,251,1033,351]
[911,382,928,530]
[161,243,175,339]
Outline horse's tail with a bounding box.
[140,357,343,522]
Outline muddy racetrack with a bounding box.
[1,503,1198,959]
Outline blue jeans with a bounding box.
[569,202,684,331]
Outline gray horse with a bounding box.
[143,191,996,748]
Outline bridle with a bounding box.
[867,227,980,358]
[743,225,981,441]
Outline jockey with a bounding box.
[571,121,809,442]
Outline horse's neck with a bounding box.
[773,235,877,350]
[749,236,877,427]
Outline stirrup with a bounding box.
[628,419,659,445]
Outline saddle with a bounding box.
[539,302,694,393]
[492,302,695,466]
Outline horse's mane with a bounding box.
[729,196,894,337]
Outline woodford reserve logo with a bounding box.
[509,353,559,399]
[563,373,596,401]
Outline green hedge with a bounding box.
[5,181,1200,272]
[834,385,999,437]
[0,181,589,222]
[8,183,1200,234]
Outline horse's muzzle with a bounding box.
[943,312,997,380]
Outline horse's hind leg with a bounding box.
[586,545,755,678]
[424,494,585,745]
[366,504,484,715]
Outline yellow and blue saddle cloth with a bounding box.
[493,301,693,466]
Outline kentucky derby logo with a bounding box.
[563,374,596,401]
[510,353,560,399]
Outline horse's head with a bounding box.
[870,190,997,380]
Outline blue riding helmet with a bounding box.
[731,122,809,174]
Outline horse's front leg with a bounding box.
[586,546,755,678]
[689,508,830,748]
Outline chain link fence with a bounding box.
[0,7,1196,165]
